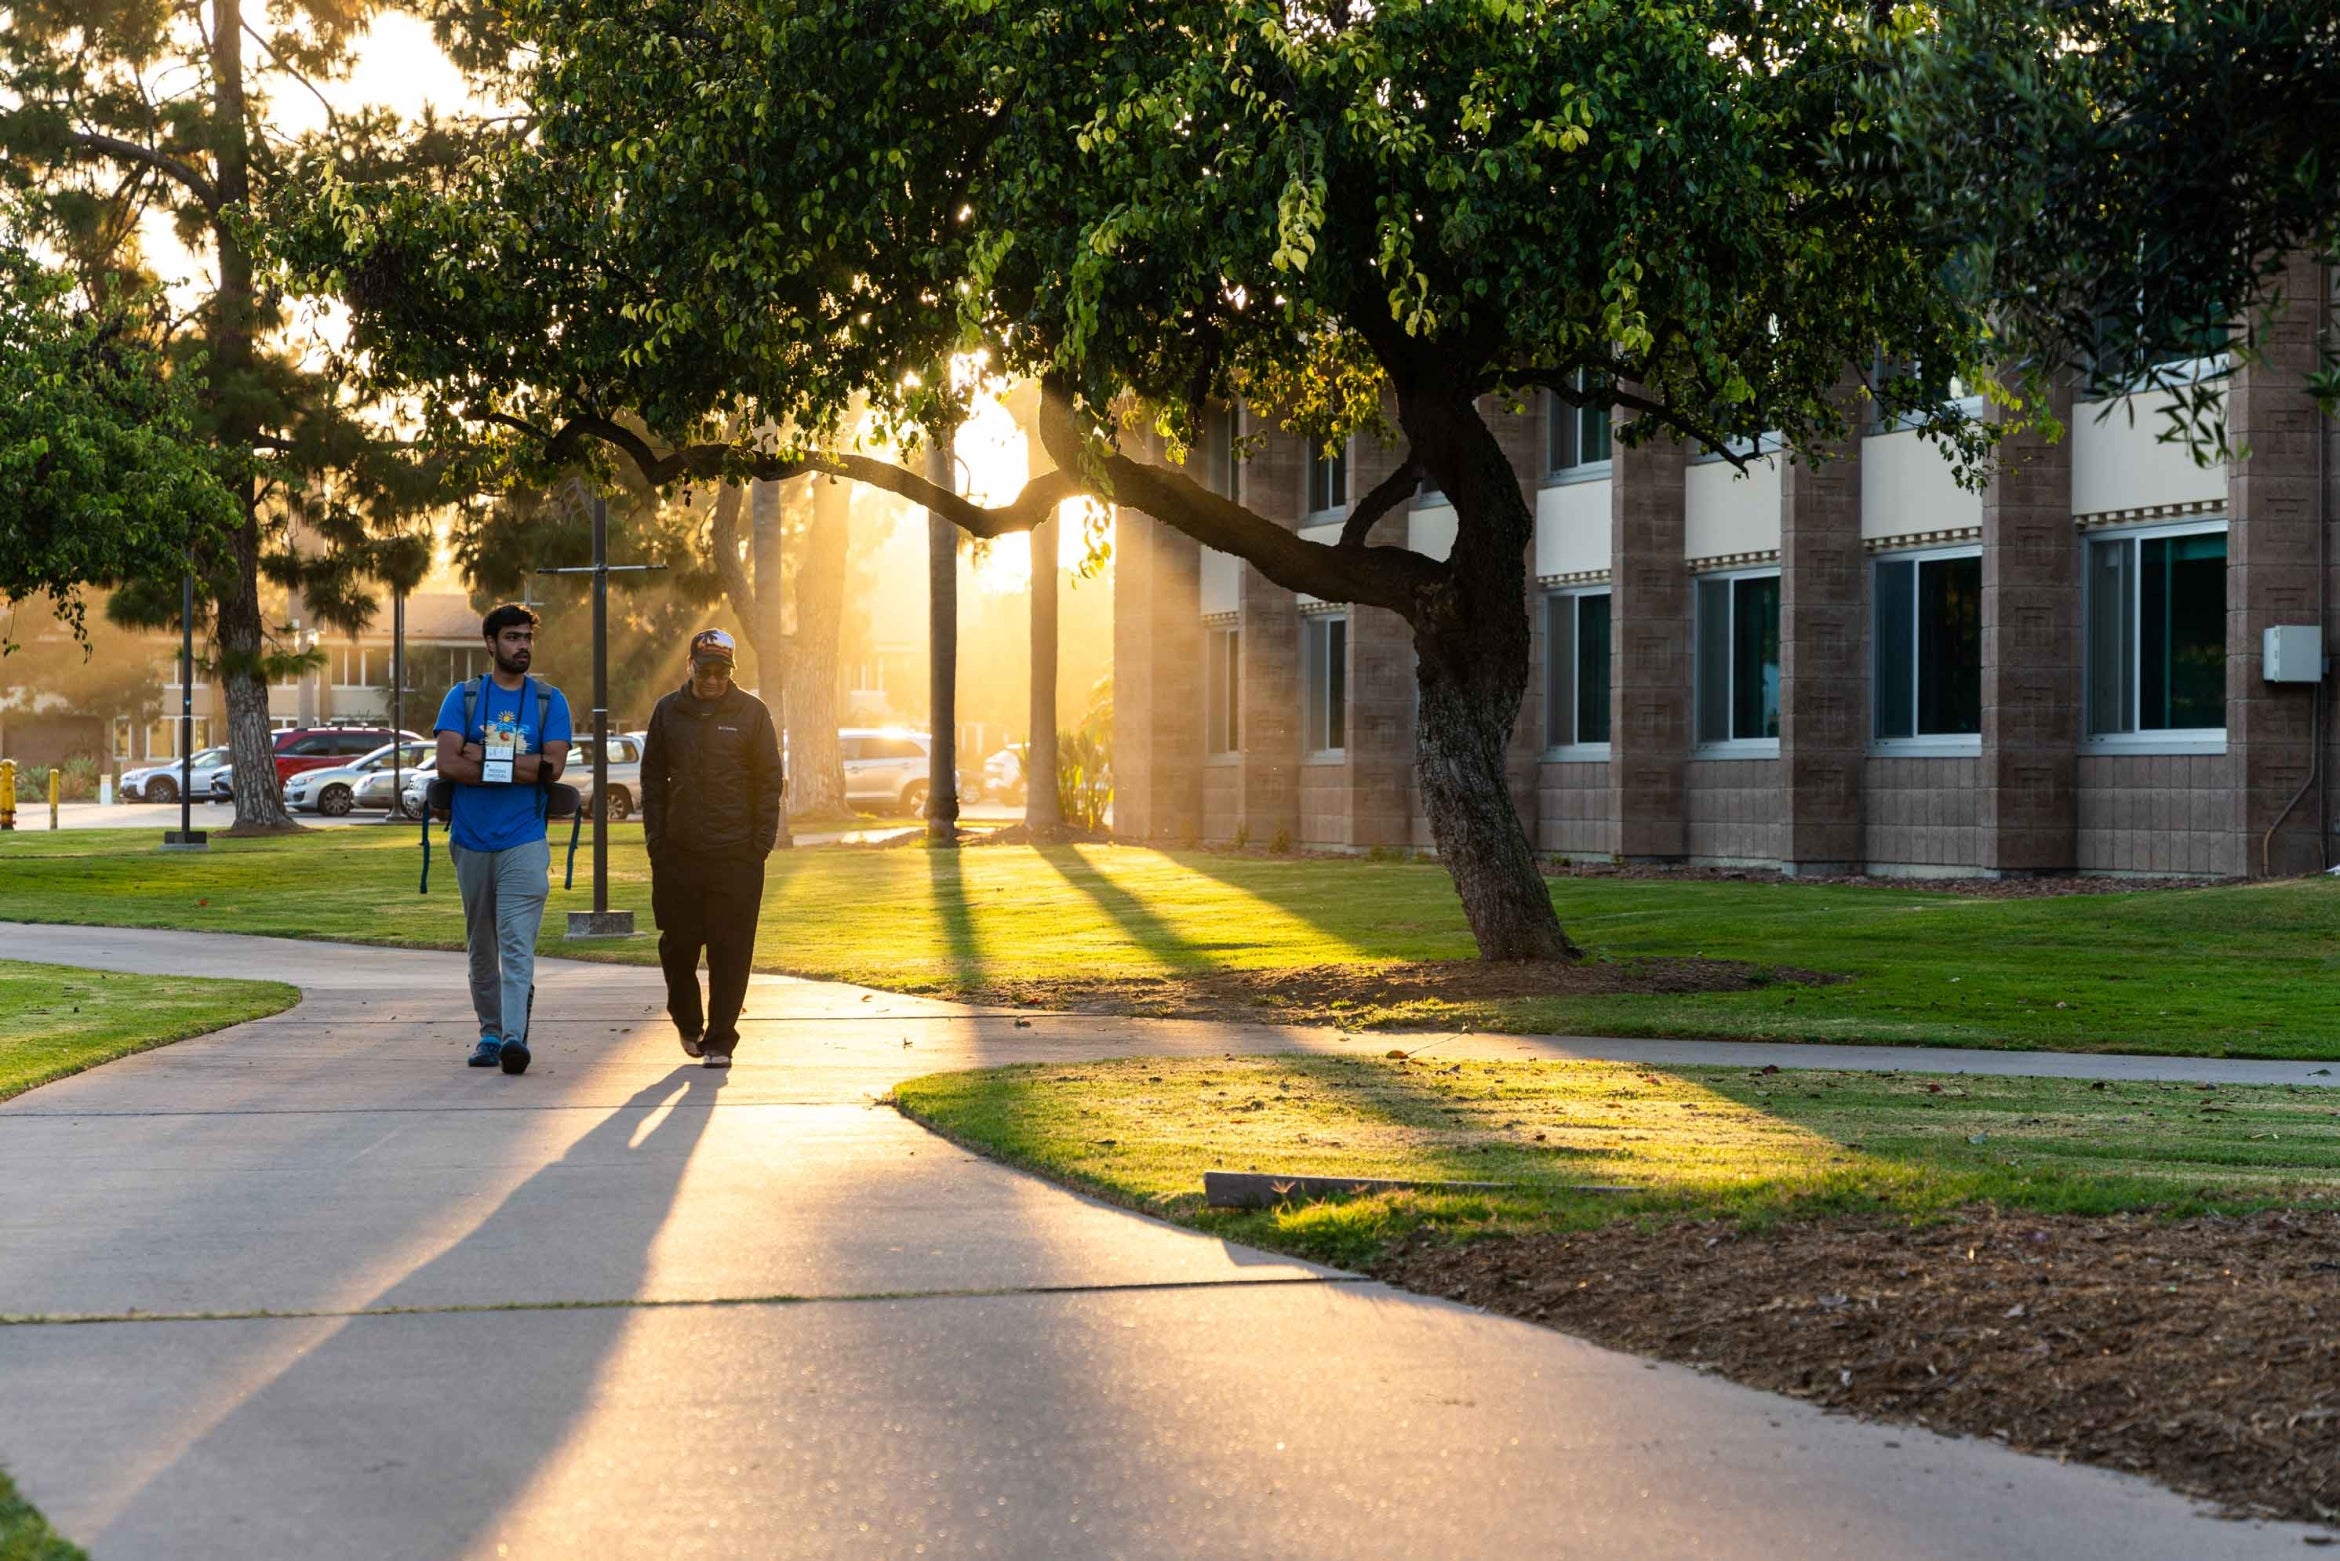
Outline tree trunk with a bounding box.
[209,0,291,830]
[925,428,960,843]
[1024,512,1063,833]
[1402,390,1575,960]
[786,475,851,817]
[219,509,294,829]
[749,477,788,695]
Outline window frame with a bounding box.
[1304,438,1351,519]
[1692,566,1783,757]
[2083,517,2230,755]
[1204,623,1241,759]
[1542,587,1613,759]
[1540,376,1614,486]
[1301,612,1349,761]
[1868,544,1985,757]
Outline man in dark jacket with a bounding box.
[640,628,785,1067]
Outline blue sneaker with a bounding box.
[467,1034,503,1068]
[498,1031,531,1076]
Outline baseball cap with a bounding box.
[690,628,737,667]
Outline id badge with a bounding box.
[481,732,516,785]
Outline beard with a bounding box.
[494,646,532,676]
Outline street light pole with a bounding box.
[542,492,663,937]
[162,568,207,852]
[388,588,405,822]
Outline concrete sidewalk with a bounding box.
[0,924,2320,1558]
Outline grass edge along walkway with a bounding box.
[0,1463,86,1561]
[9,828,2340,1058]
[891,1054,2340,1271]
[0,960,297,1103]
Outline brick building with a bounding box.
[1116,270,2334,879]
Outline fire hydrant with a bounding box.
[0,759,16,830]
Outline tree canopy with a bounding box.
[284,0,2011,955]
[0,246,237,644]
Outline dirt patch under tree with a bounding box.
[1377,1208,2340,1526]
[962,956,1840,1024]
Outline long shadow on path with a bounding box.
[85,1064,725,1560]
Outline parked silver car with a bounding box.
[120,747,231,804]
[399,737,640,820]
[363,752,432,817]
[284,741,434,816]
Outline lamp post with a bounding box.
[540,493,662,936]
[162,568,207,852]
[385,588,406,823]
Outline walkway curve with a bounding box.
[0,923,2320,1559]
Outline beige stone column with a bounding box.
[1979,381,2080,873]
[1110,508,1203,843]
[2229,254,2329,877]
[1608,425,1692,861]
[1779,420,1867,873]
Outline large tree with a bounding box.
[282,0,1993,957]
[0,244,236,639]
[1,0,496,825]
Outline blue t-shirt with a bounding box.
[433,676,575,852]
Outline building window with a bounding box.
[1205,625,1241,755]
[1302,614,1348,756]
[2087,524,2228,738]
[1695,572,1781,746]
[1544,374,1613,476]
[1543,591,1612,749]
[1306,440,1349,516]
[1873,551,1982,740]
[1207,407,1243,502]
[331,646,384,689]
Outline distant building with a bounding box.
[1116,268,2329,879]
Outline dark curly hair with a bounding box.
[481,602,539,640]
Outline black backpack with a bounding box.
[418,674,583,893]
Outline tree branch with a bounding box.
[1027,379,1439,616]
[494,410,1085,538]
[65,129,218,211]
[1503,365,1756,471]
[1340,453,1421,547]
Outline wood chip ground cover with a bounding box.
[894,1055,2340,1525]
[1380,1209,2340,1527]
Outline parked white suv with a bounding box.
[121,747,231,804]
[840,728,975,815]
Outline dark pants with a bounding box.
[651,848,765,1054]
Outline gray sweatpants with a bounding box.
[451,837,551,1041]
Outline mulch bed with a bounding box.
[1377,1209,2340,1525]
[968,956,1839,1023]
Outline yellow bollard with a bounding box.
[49,767,60,830]
[0,759,15,830]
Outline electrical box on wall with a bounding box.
[2263,625,2326,684]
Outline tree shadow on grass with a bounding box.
[89,1065,725,1559]
[923,847,988,987]
[1028,844,1222,974]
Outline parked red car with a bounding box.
[269,726,425,786]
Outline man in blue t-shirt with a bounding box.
[433,603,573,1074]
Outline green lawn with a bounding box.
[895,1056,2340,1269]
[5,826,2340,1057]
[0,959,297,1102]
[0,1464,83,1561]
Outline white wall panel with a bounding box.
[1535,477,1612,579]
[1684,456,1782,561]
[1406,503,1457,562]
[2071,393,2228,516]
[1860,430,1981,541]
[1199,546,1241,617]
